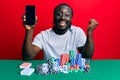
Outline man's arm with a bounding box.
[22,15,41,61]
[78,19,98,59]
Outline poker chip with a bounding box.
[36,50,91,76]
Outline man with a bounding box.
[22,3,98,61]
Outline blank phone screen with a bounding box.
[26,5,35,25]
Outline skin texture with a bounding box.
[22,4,98,60]
[78,19,98,59]
[53,5,72,35]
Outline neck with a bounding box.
[53,27,68,35]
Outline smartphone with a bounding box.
[26,5,36,25]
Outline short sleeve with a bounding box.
[76,28,86,47]
[32,33,43,49]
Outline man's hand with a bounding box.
[87,19,98,32]
[22,15,38,30]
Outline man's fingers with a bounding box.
[22,14,38,28]
[88,19,98,29]
[22,14,25,19]
[36,16,37,20]
[88,19,99,31]
[22,14,26,21]
[35,16,38,22]
[25,25,31,30]
[23,19,26,21]
[22,14,37,22]
[89,19,99,25]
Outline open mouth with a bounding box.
[59,21,66,28]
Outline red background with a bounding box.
[0,0,120,60]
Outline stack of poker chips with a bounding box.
[36,50,91,76]
[36,59,60,76]
[48,59,59,74]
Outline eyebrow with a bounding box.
[58,8,72,13]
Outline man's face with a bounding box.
[54,6,72,30]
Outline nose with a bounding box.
[61,14,65,20]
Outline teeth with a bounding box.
[60,22,66,27]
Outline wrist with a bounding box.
[87,30,93,38]
[87,30,93,34]
[26,29,34,34]
[24,25,35,31]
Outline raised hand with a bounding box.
[87,19,98,32]
[22,15,38,30]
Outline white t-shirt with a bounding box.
[32,25,86,60]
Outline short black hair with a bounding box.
[53,3,73,17]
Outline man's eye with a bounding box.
[56,13,62,16]
[65,14,71,17]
